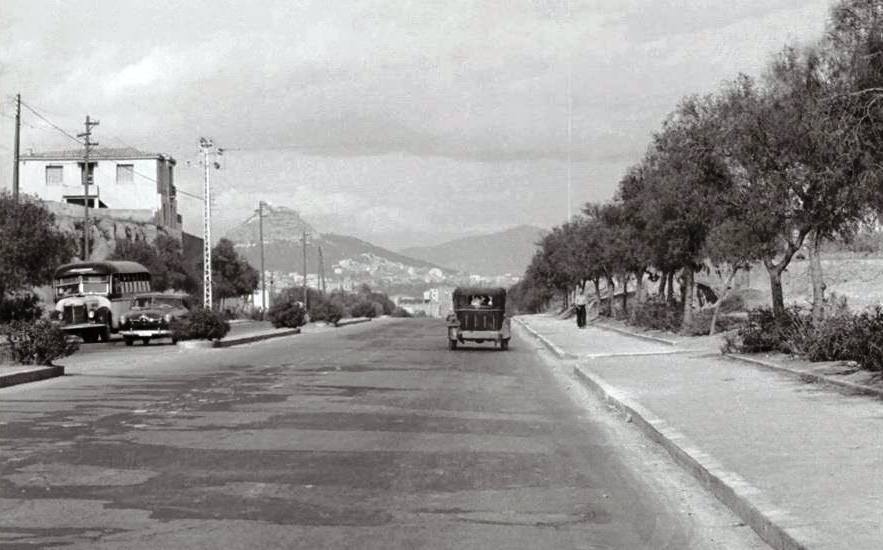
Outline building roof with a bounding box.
[21,147,175,163]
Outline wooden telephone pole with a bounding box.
[301,230,310,310]
[258,201,266,311]
[318,245,326,294]
[12,94,20,202]
[77,115,99,259]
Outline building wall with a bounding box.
[19,157,178,229]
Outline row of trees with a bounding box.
[110,237,259,307]
[518,0,883,332]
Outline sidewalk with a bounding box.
[516,314,883,550]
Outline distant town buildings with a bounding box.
[18,147,180,230]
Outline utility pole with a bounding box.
[77,115,99,260]
[258,201,266,312]
[200,137,215,309]
[302,230,310,310]
[12,94,20,202]
[318,245,326,294]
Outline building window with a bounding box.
[46,165,63,186]
[116,164,134,184]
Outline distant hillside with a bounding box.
[401,225,546,276]
[224,205,444,274]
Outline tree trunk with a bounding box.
[808,233,826,323]
[593,279,602,315]
[605,277,615,317]
[620,274,629,315]
[658,271,667,298]
[666,271,675,304]
[681,268,695,333]
[766,264,786,319]
[709,268,739,336]
[634,271,646,305]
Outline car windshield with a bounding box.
[131,297,183,310]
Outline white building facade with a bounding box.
[18,147,180,230]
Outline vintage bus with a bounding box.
[52,261,152,342]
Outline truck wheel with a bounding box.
[449,339,457,350]
[500,339,509,351]
[124,338,134,347]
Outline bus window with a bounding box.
[55,276,80,299]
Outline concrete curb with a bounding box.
[335,317,372,327]
[570,365,821,550]
[725,353,883,400]
[512,318,577,359]
[214,328,301,348]
[590,321,679,346]
[0,365,64,388]
[512,319,823,550]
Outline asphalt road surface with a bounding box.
[0,319,765,549]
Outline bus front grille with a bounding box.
[64,305,87,324]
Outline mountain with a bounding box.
[400,225,546,276]
[224,205,447,284]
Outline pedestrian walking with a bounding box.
[574,290,588,328]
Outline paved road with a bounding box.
[0,319,764,549]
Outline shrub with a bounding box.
[310,301,344,326]
[629,297,683,332]
[351,300,381,318]
[0,293,43,323]
[785,306,883,371]
[728,306,804,354]
[267,300,307,329]
[170,307,230,341]
[0,320,79,365]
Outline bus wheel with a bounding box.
[98,324,111,342]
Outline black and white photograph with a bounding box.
[1,1,882,548]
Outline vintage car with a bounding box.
[446,287,511,350]
[119,293,192,346]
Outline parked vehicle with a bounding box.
[119,293,192,346]
[52,261,151,342]
[446,287,511,350]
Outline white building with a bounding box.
[18,147,180,230]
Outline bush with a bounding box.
[267,300,307,329]
[680,308,745,336]
[0,293,43,323]
[728,306,803,354]
[351,300,381,318]
[170,307,230,341]
[629,297,683,332]
[310,301,344,326]
[0,320,79,365]
[785,306,883,371]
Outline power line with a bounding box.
[18,100,83,145]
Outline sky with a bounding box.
[0,0,833,249]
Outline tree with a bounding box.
[0,192,75,303]
[110,235,198,293]
[210,238,259,304]
[716,47,880,320]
